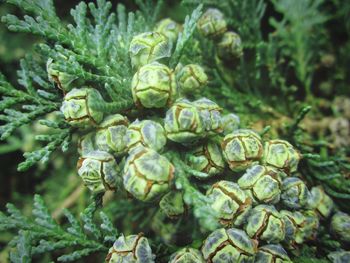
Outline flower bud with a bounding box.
[60,88,103,128]
[129,32,172,69]
[131,62,177,108]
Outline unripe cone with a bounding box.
[164,99,205,144]
[95,114,129,156]
[129,32,172,69]
[280,210,307,246]
[106,233,155,263]
[154,18,182,43]
[262,139,301,174]
[221,113,240,135]
[330,212,350,242]
[187,140,225,178]
[255,244,291,263]
[245,205,285,243]
[131,62,177,108]
[177,64,208,95]
[308,186,334,218]
[238,165,283,204]
[300,210,319,241]
[77,150,119,193]
[123,146,174,201]
[169,248,205,263]
[126,119,166,152]
[217,31,243,60]
[159,191,185,219]
[60,88,103,128]
[201,228,257,263]
[281,177,310,209]
[222,129,263,172]
[78,132,95,156]
[197,8,227,38]
[194,98,223,135]
[206,181,252,227]
[328,251,350,263]
[47,58,80,92]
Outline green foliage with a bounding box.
[0,0,350,262]
[183,0,267,46]
[0,195,116,262]
[270,0,328,100]
[0,0,164,171]
[9,231,32,263]
[169,4,203,67]
[182,0,266,45]
[1,0,147,107]
[287,106,350,212]
[0,56,71,171]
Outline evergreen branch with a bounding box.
[0,195,116,262]
[288,105,312,138]
[1,8,70,46]
[9,230,32,263]
[169,4,203,68]
[0,105,57,140]
[135,0,164,27]
[18,127,71,171]
[182,0,266,45]
[270,0,328,100]
[181,0,227,9]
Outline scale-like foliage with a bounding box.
[0,0,167,170]
[270,0,329,100]
[0,0,349,262]
[287,107,350,211]
[0,56,70,171]
[0,195,116,262]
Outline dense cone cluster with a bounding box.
[52,7,349,263]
